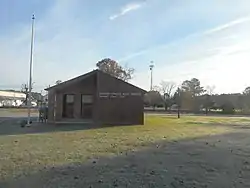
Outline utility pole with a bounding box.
[177,87,181,119]
[27,14,35,127]
[149,61,154,91]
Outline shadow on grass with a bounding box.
[0,118,136,136]
[1,132,250,188]
[1,117,250,137]
[184,119,250,130]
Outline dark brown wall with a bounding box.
[47,90,55,122]
[52,74,97,121]
[47,71,145,125]
[97,71,144,125]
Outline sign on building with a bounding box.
[99,92,142,98]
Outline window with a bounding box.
[81,95,93,119]
[66,94,74,103]
[82,95,93,104]
[63,94,75,118]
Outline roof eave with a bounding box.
[44,70,98,91]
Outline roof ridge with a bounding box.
[45,69,98,91]
[45,69,146,93]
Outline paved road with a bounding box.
[0,111,38,124]
[145,111,250,118]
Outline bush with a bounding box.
[221,102,235,114]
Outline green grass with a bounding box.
[0,115,242,180]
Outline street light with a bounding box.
[149,61,154,91]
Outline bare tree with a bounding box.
[160,81,176,96]
[206,85,215,95]
[55,80,62,85]
[119,63,135,81]
[243,86,250,95]
[158,81,176,111]
[203,85,216,114]
[21,82,34,105]
[152,85,161,92]
[96,58,134,81]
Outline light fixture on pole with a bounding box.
[27,14,35,127]
[149,61,154,91]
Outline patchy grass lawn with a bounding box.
[0,115,245,181]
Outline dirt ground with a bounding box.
[1,124,250,188]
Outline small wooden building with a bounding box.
[45,70,147,125]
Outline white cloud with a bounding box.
[109,1,144,20]
[203,15,250,35]
[120,15,250,63]
[129,16,250,94]
[1,0,250,95]
[0,0,101,91]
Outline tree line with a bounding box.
[19,57,250,116]
[94,58,250,115]
[145,78,250,115]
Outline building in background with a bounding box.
[0,90,26,107]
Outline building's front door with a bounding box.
[81,95,93,119]
[62,94,75,118]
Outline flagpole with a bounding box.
[27,14,35,127]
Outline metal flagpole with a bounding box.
[27,14,35,127]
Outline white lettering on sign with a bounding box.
[110,93,117,98]
[99,92,142,98]
[99,93,109,98]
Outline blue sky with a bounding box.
[1,0,250,94]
